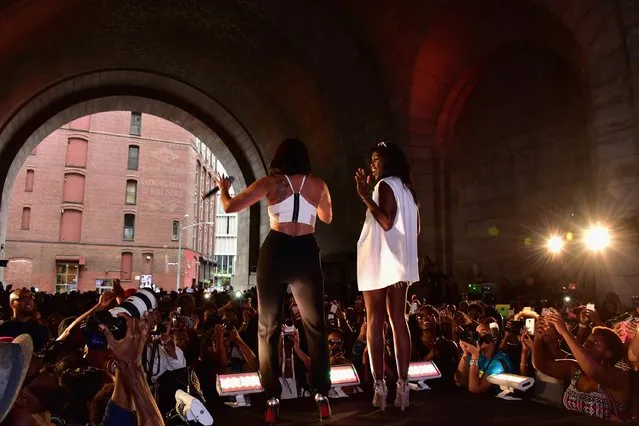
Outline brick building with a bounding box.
[3,112,237,293]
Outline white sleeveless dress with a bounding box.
[357,176,419,291]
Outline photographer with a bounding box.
[142,311,186,383]
[215,312,258,373]
[100,314,165,426]
[455,319,514,394]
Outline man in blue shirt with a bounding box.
[455,320,515,393]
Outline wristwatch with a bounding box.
[469,358,480,366]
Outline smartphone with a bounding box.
[586,303,595,311]
[411,302,418,314]
[525,318,536,336]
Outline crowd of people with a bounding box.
[0,281,638,425]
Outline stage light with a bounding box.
[175,390,213,425]
[546,236,564,254]
[329,364,361,398]
[487,373,535,400]
[584,225,610,251]
[216,372,264,407]
[407,361,442,391]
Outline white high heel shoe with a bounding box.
[372,379,388,411]
[394,379,410,411]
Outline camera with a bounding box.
[83,288,157,349]
[282,321,296,347]
[459,326,494,346]
[505,319,525,334]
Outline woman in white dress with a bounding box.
[354,141,419,411]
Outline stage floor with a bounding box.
[204,388,605,426]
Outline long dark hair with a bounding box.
[369,141,416,202]
[269,138,311,176]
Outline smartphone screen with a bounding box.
[586,303,595,311]
[525,318,535,336]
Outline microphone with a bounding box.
[203,176,234,199]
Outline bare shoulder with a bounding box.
[267,174,292,203]
[306,174,327,188]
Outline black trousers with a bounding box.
[256,230,331,399]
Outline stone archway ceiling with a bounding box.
[0,0,394,255]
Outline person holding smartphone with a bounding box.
[213,138,333,423]
[354,141,419,411]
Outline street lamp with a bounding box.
[176,216,214,291]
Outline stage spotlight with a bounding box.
[584,225,610,251]
[546,236,564,254]
[329,364,361,398]
[487,373,535,400]
[216,372,264,407]
[407,361,442,391]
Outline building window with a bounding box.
[125,180,137,205]
[214,255,235,276]
[62,173,85,203]
[56,263,78,293]
[21,207,30,230]
[25,170,34,192]
[65,137,88,168]
[59,209,82,242]
[121,252,133,281]
[130,112,142,136]
[95,279,113,294]
[127,145,139,170]
[123,214,135,240]
[172,220,179,240]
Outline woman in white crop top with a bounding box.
[354,141,419,412]
[213,138,333,423]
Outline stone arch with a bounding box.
[0,70,268,289]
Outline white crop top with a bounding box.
[268,175,317,228]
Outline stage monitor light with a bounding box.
[175,389,213,425]
[584,225,610,251]
[330,364,360,387]
[217,372,263,396]
[487,373,535,400]
[407,361,441,391]
[546,236,564,254]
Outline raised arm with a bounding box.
[215,175,269,213]
[355,170,397,231]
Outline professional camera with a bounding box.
[459,326,494,347]
[282,320,296,347]
[83,288,157,349]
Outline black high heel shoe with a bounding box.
[265,397,280,424]
[314,393,331,421]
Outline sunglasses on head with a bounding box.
[377,141,387,148]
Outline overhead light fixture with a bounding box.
[546,236,564,254]
[487,373,535,400]
[584,225,611,251]
[216,372,263,407]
